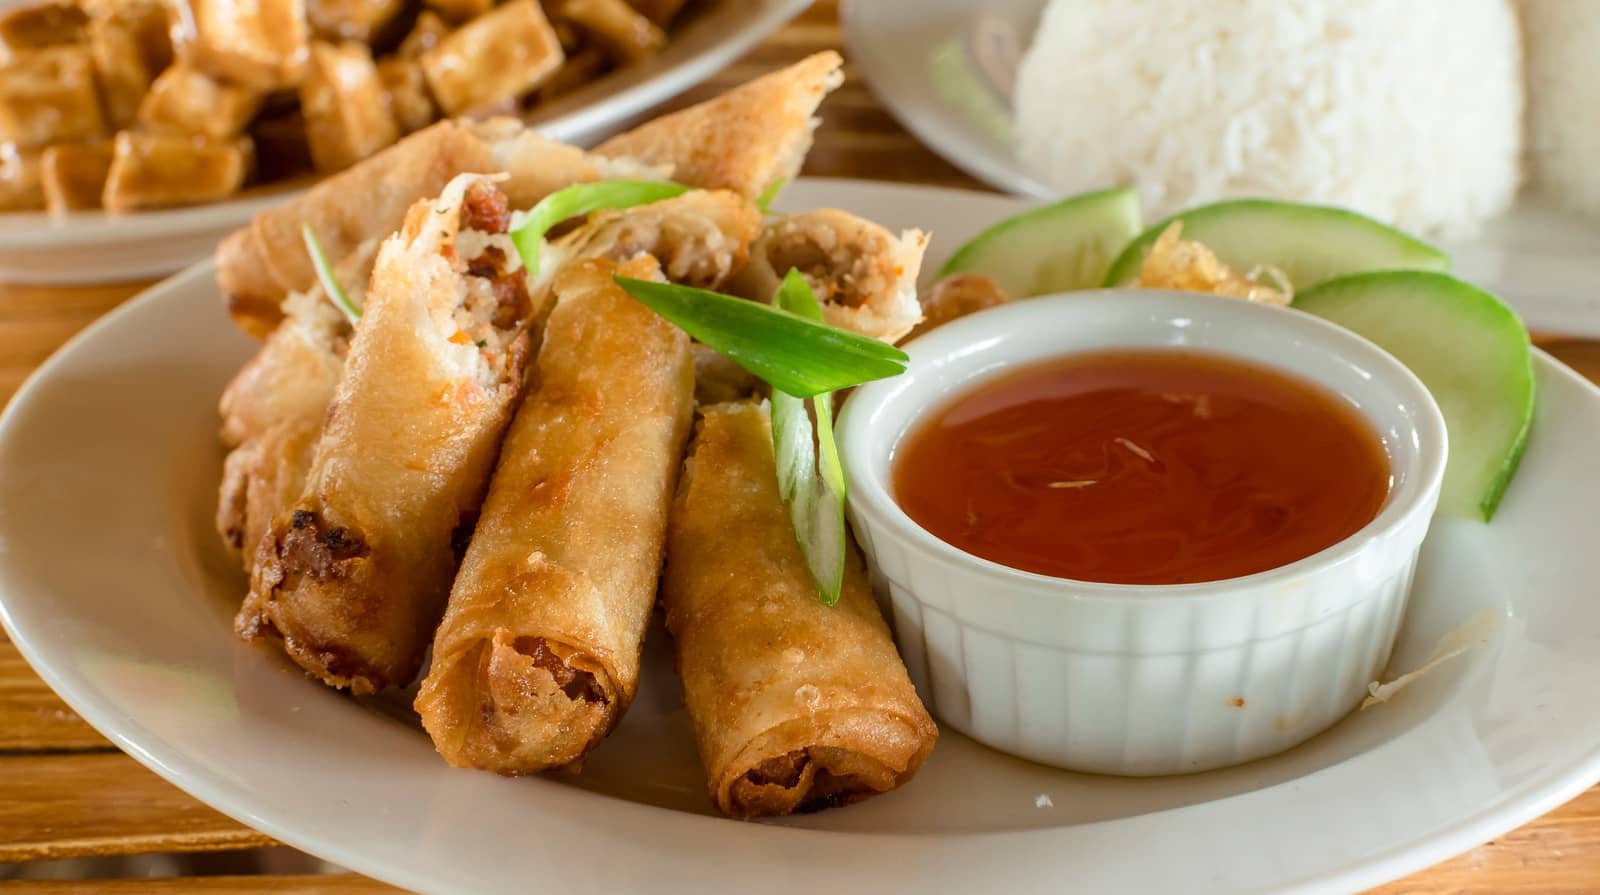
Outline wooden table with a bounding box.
[3,3,1599,892]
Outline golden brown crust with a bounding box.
[215,241,376,571]
[217,120,499,337]
[551,189,763,290]
[729,208,928,344]
[663,403,937,818]
[239,176,533,693]
[904,273,1012,342]
[416,256,694,773]
[594,51,843,198]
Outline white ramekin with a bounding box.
[838,290,1448,776]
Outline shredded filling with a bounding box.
[512,636,606,704]
[440,183,532,383]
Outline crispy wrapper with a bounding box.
[730,208,928,344]
[241,175,535,692]
[416,256,693,773]
[215,120,498,337]
[904,273,1011,342]
[594,51,842,199]
[664,403,937,818]
[548,188,762,290]
[467,117,669,209]
[215,242,375,571]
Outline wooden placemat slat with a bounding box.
[0,754,271,862]
[0,643,110,752]
[0,876,403,894]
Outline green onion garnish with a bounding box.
[770,270,847,604]
[302,224,361,325]
[613,276,907,398]
[510,180,689,277]
[756,177,786,213]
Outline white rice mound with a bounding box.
[1015,0,1524,239]
[1520,0,1600,217]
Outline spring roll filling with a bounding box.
[511,635,606,703]
[435,182,530,386]
[762,219,909,310]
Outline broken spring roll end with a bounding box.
[417,255,694,772]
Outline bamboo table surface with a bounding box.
[3,2,1600,892]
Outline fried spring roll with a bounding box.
[730,209,928,344]
[241,175,536,693]
[214,120,499,337]
[594,51,842,199]
[904,273,1012,342]
[215,242,376,572]
[415,256,693,772]
[664,403,937,817]
[548,189,762,291]
[218,240,377,448]
[467,117,669,209]
[215,118,661,338]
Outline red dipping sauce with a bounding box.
[892,349,1391,585]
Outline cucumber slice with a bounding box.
[1101,199,1449,290]
[1294,270,1534,521]
[939,186,1142,297]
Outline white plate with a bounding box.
[841,0,1600,337]
[3,179,1600,895]
[0,0,810,285]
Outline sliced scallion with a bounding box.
[770,269,847,604]
[613,276,907,398]
[509,180,689,277]
[302,224,361,325]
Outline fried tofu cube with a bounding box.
[423,0,489,24]
[87,14,156,127]
[0,143,45,211]
[0,2,88,61]
[298,41,397,172]
[41,141,114,212]
[535,46,608,105]
[0,47,108,147]
[248,109,312,181]
[138,64,262,139]
[168,0,309,90]
[305,0,403,43]
[562,0,663,64]
[83,0,172,70]
[102,130,249,211]
[396,10,448,57]
[625,0,687,27]
[377,56,435,135]
[421,0,562,117]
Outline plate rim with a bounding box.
[4,178,1600,895]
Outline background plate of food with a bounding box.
[0,0,811,283]
[4,55,1600,895]
[841,0,1600,337]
